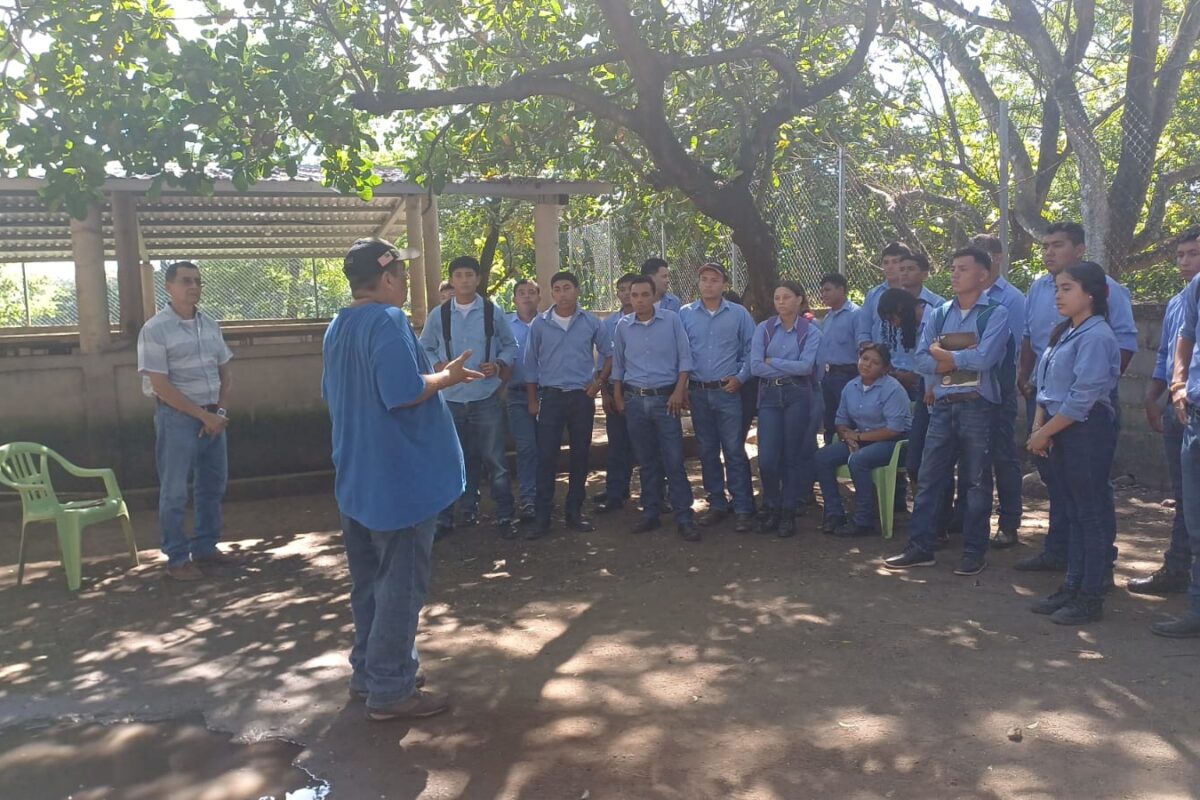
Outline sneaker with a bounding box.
[1031,585,1076,615]
[991,527,1019,549]
[833,520,875,538]
[1151,613,1200,638]
[820,515,845,535]
[883,546,936,570]
[1050,596,1103,625]
[696,508,729,527]
[1127,568,1190,596]
[519,505,536,523]
[678,521,701,542]
[631,517,661,535]
[565,515,596,533]
[954,554,987,576]
[367,689,449,721]
[166,562,204,581]
[1013,551,1067,572]
[350,672,425,699]
[734,513,755,533]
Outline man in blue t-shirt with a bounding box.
[322,238,482,722]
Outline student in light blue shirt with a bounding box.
[1024,262,1120,625]
[854,241,912,346]
[642,256,684,311]
[419,255,519,536]
[679,263,757,529]
[613,276,697,539]
[505,278,541,521]
[817,273,860,444]
[594,273,640,514]
[751,280,822,537]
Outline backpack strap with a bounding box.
[483,299,495,363]
[440,300,454,361]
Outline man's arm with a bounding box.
[405,351,483,407]
[1172,335,1193,424]
[146,373,228,436]
[1017,336,1036,398]
[217,363,232,410]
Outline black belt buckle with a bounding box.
[690,380,723,390]
[768,378,796,387]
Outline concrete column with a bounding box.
[404,196,428,327]
[70,203,111,354]
[534,198,562,311]
[421,194,442,311]
[141,261,157,320]
[111,191,147,336]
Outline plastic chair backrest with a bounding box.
[0,442,61,516]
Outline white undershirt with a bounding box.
[454,300,475,317]
[551,311,572,331]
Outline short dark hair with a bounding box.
[616,272,639,287]
[880,241,911,259]
[900,251,932,273]
[164,261,199,282]
[776,280,807,301]
[640,257,669,276]
[1045,221,1086,246]
[970,234,1003,255]
[860,342,892,369]
[819,273,848,291]
[951,246,992,272]
[550,270,579,288]
[449,255,482,276]
[628,275,656,292]
[1175,228,1200,246]
[439,281,453,292]
[513,278,539,296]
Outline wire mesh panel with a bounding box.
[0,262,92,327]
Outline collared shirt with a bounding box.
[321,303,464,531]
[1177,273,1200,405]
[612,308,693,388]
[835,375,912,433]
[137,303,233,406]
[507,311,537,386]
[419,295,518,403]
[915,297,1011,404]
[750,315,822,379]
[678,298,756,383]
[858,283,944,348]
[656,292,683,313]
[524,305,610,390]
[1155,289,1189,382]
[602,308,629,357]
[985,276,1026,365]
[1025,271,1138,383]
[1036,315,1121,421]
[816,301,860,369]
[854,282,890,345]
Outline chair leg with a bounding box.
[55,517,83,591]
[876,466,896,540]
[120,514,141,568]
[17,521,29,586]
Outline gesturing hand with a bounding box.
[446,350,485,386]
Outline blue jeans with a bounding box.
[154,404,228,567]
[341,514,435,707]
[756,382,813,513]
[690,386,754,514]
[506,389,538,510]
[1162,410,1192,573]
[821,368,856,445]
[535,388,595,524]
[991,384,1023,531]
[443,392,514,524]
[1179,408,1200,615]
[604,390,633,502]
[816,439,902,526]
[624,392,693,523]
[1027,395,1069,562]
[1049,406,1117,599]
[908,397,993,556]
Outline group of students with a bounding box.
[421,222,1200,633]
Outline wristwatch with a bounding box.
[216,407,228,418]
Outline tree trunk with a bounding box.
[478,219,502,296]
[726,210,779,319]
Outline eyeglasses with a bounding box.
[173,277,204,287]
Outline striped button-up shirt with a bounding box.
[137,303,233,405]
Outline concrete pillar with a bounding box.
[141,261,157,320]
[404,196,428,327]
[112,191,147,337]
[421,194,442,311]
[70,203,111,354]
[534,198,562,310]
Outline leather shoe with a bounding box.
[757,511,780,534]
[991,527,1019,549]
[367,689,449,721]
[192,549,242,567]
[776,511,797,538]
[631,517,661,535]
[1151,613,1200,638]
[678,521,701,542]
[595,500,624,514]
[566,515,596,533]
[696,508,729,527]
[524,521,551,540]
[1013,551,1067,572]
[166,562,204,581]
[1127,567,1190,596]
[734,513,755,533]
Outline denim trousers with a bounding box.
[1049,406,1117,599]
[908,397,994,556]
[756,382,814,513]
[816,439,901,527]
[624,392,694,523]
[506,390,538,510]
[821,368,855,445]
[1178,408,1200,615]
[604,392,634,502]
[1027,394,1069,562]
[534,388,595,525]
[154,404,228,567]
[1162,409,1192,573]
[991,384,1024,531]
[443,392,514,524]
[689,386,754,514]
[341,514,436,707]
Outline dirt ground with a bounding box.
[2,469,1199,800]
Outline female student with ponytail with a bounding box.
[1026,262,1120,625]
[751,281,822,537]
[876,289,934,502]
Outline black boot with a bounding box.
[776,511,797,538]
[758,510,780,534]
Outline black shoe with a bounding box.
[631,517,661,535]
[596,499,624,514]
[519,505,536,522]
[1151,613,1200,638]
[1031,585,1077,615]
[1013,551,1067,572]
[757,511,780,534]
[678,521,701,542]
[991,527,1019,549]
[833,520,875,538]
[821,515,845,535]
[566,515,596,533]
[883,546,936,570]
[776,511,797,538]
[1050,596,1103,625]
[697,508,729,527]
[954,554,987,576]
[1127,568,1190,596]
[734,513,755,533]
[525,521,551,540]
[496,520,516,540]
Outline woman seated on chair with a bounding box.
[815,343,912,537]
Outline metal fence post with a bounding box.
[310,258,320,317]
[21,261,31,326]
[998,100,1011,275]
[837,146,847,275]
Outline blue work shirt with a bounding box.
[1155,289,1189,382]
[985,276,1025,365]
[1025,270,1137,383]
[524,305,610,390]
[602,310,628,357]
[751,316,822,379]
[915,297,1011,404]
[419,296,518,403]
[322,303,464,532]
[678,298,756,383]
[657,292,683,313]
[856,283,944,346]
[612,308,693,388]
[507,311,537,387]
[1177,273,1200,405]
[816,301,860,369]
[835,375,912,433]
[1035,315,1121,421]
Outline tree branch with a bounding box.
[927,0,1016,32]
[1132,158,1200,252]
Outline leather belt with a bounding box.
[764,377,800,387]
[825,364,858,375]
[937,391,981,405]
[689,380,724,390]
[624,385,675,397]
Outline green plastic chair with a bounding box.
[0,442,140,590]
[831,436,908,539]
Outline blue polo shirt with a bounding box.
[523,306,610,390]
[855,282,891,345]
[657,292,683,313]
[322,303,464,531]
[835,375,912,433]
[985,276,1025,364]
[1025,270,1137,383]
[1036,315,1121,420]
[817,301,860,369]
[915,297,1010,404]
[1155,289,1188,382]
[1177,273,1200,405]
[507,311,537,387]
[612,308,693,388]
[418,296,518,403]
[678,298,756,383]
[751,316,822,379]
